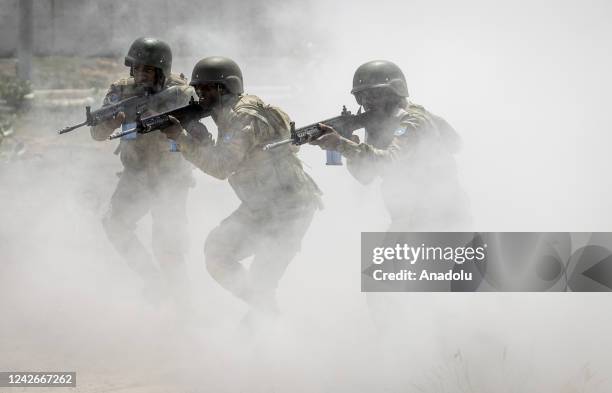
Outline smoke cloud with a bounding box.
[1,0,612,391]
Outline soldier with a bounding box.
[162,56,321,317]
[90,37,195,304]
[311,60,471,231]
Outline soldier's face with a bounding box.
[355,88,398,112]
[194,83,222,109]
[133,65,158,88]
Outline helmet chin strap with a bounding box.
[218,85,239,108]
[384,96,405,113]
[150,69,165,93]
[156,70,166,89]
[361,97,403,116]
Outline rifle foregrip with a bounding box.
[141,115,171,132]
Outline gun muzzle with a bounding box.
[57,120,88,135]
[108,128,136,140]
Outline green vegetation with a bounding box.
[0,75,31,109]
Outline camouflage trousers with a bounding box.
[102,169,191,300]
[204,202,316,313]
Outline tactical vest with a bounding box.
[226,95,322,213]
[109,74,194,185]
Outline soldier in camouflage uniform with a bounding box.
[90,37,195,303]
[312,60,470,231]
[163,57,321,316]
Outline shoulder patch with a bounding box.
[394,127,408,136]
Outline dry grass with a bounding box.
[408,349,607,393]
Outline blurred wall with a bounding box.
[0,0,309,58]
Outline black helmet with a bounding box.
[124,37,172,79]
[190,56,244,95]
[351,60,409,97]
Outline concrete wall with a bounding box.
[0,0,313,58]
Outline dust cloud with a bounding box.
[1,0,611,392]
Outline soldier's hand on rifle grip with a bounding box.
[161,115,184,140]
[103,111,126,131]
[185,121,213,144]
[310,123,343,150]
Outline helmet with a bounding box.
[190,56,244,95]
[124,37,172,79]
[351,60,409,97]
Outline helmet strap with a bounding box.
[382,96,403,114]
[217,84,239,107]
[154,69,165,92]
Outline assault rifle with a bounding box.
[57,85,184,135]
[263,106,369,149]
[263,106,369,165]
[108,96,211,140]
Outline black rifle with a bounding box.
[263,106,369,151]
[57,85,184,135]
[108,96,211,140]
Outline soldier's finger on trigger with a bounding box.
[318,123,332,133]
[309,137,324,146]
[316,134,333,148]
[168,115,180,126]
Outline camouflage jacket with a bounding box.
[336,100,467,221]
[176,94,322,213]
[91,74,194,184]
[337,100,461,182]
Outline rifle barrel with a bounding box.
[263,138,292,150]
[57,120,88,135]
[108,127,136,140]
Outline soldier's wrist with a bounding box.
[175,130,194,149]
[336,138,360,158]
